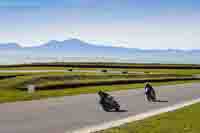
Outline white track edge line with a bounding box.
[68,98,200,133]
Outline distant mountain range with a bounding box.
[0,39,199,55]
[0,38,200,64]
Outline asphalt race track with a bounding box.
[0,83,200,133]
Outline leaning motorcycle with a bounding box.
[146,89,156,102]
[98,93,120,112]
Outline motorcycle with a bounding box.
[145,88,156,102]
[98,91,120,112]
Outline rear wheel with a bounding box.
[103,107,111,112]
[151,91,156,101]
[115,107,120,112]
[146,94,151,102]
[101,104,111,112]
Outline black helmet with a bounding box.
[145,82,151,87]
[98,90,103,95]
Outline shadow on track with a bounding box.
[103,109,128,112]
[153,99,168,103]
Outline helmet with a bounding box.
[145,82,151,88]
[98,90,103,95]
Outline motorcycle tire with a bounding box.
[115,107,120,112]
[150,91,156,101]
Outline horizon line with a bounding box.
[0,38,200,50]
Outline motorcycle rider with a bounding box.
[98,90,120,111]
[144,82,156,101]
[98,90,110,100]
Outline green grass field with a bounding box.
[0,66,66,70]
[98,102,200,133]
[0,64,199,103]
[0,70,195,91]
[0,79,199,103]
[1,65,200,75]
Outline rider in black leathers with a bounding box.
[144,82,156,101]
[98,90,120,111]
[98,91,110,99]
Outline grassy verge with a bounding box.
[0,71,115,77]
[0,66,66,70]
[0,72,194,90]
[2,62,200,68]
[0,71,189,88]
[0,66,199,103]
[1,66,200,75]
[0,80,199,103]
[27,77,198,90]
[98,102,200,133]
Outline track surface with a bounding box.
[0,83,200,133]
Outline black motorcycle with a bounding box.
[98,91,120,112]
[145,89,156,102]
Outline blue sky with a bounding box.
[0,0,200,49]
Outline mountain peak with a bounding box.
[48,40,60,44]
[63,38,85,43]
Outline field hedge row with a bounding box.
[1,63,200,69]
[19,77,200,91]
